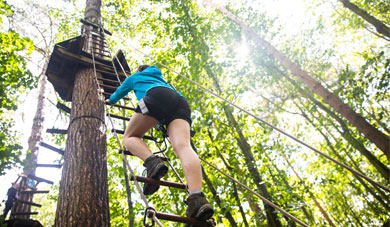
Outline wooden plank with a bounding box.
[36,164,62,168]
[16,200,42,208]
[107,113,130,121]
[118,150,169,161]
[56,102,71,114]
[130,176,186,190]
[155,212,214,226]
[111,129,156,141]
[20,190,49,194]
[27,174,54,185]
[11,212,39,216]
[102,92,130,101]
[97,75,121,84]
[100,83,118,90]
[39,142,65,155]
[56,47,127,77]
[80,19,112,36]
[105,102,135,111]
[46,129,67,134]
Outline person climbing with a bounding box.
[2,183,19,219]
[107,65,214,223]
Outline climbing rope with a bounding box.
[125,43,390,194]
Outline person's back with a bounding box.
[3,183,19,219]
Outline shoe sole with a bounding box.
[195,204,214,221]
[143,164,168,195]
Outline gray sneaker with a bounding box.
[143,155,168,195]
[185,192,214,225]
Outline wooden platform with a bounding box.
[45,35,131,101]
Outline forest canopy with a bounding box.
[1,0,389,226]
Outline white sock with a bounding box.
[189,189,202,196]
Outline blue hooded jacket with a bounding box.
[109,66,178,104]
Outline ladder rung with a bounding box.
[46,128,67,134]
[20,190,49,194]
[28,174,54,185]
[119,150,170,161]
[36,164,62,168]
[39,142,65,155]
[56,102,71,114]
[16,200,42,207]
[111,129,157,141]
[100,83,118,90]
[11,212,39,216]
[96,71,124,80]
[107,113,130,121]
[155,212,214,226]
[130,175,186,190]
[105,102,135,111]
[103,92,130,101]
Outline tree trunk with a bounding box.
[281,154,336,227]
[281,67,389,178]
[286,72,390,179]
[54,1,110,226]
[13,66,48,219]
[264,153,315,225]
[209,72,282,226]
[299,106,390,212]
[203,0,390,159]
[202,167,238,227]
[338,0,390,39]
[54,68,109,227]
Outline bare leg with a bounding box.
[167,119,202,193]
[123,113,159,161]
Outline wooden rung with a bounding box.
[16,200,42,207]
[130,175,186,190]
[80,19,112,36]
[56,102,71,114]
[100,83,118,90]
[46,128,67,134]
[11,212,39,216]
[107,113,130,121]
[119,150,170,161]
[105,102,135,111]
[28,174,54,185]
[36,164,62,168]
[155,212,214,226]
[96,72,122,81]
[20,190,49,194]
[103,92,130,101]
[111,129,156,141]
[39,142,65,155]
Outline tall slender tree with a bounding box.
[337,0,390,39]
[54,0,110,226]
[202,0,390,160]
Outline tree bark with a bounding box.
[55,1,110,225]
[203,0,390,159]
[54,68,109,227]
[338,0,390,39]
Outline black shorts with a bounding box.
[135,87,192,126]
